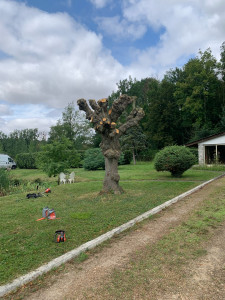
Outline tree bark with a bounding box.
[100,133,122,193]
[103,157,123,194]
[132,149,136,165]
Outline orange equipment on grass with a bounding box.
[54,230,66,243]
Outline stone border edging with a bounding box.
[1,173,224,297]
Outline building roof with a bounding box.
[185,131,225,147]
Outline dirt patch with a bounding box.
[157,224,225,300]
[5,177,225,300]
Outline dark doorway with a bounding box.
[205,146,215,164]
[205,145,225,164]
[217,145,225,163]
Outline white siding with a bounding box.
[198,134,225,164]
[200,135,225,145]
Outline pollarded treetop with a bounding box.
[77,94,144,137]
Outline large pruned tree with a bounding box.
[77,94,144,194]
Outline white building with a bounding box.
[186,132,225,165]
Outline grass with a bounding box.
[76,162,224,182]
[192,163,225,171]
[0,162,224,285]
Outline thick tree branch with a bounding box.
[77,99,94,120]
[110,94,134,122]
[118,108,145,137]
[89,99,101,113]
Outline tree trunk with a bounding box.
[102,157,123,194]
[132,149,136,165]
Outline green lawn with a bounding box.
[0,162,224,285]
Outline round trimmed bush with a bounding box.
[154,145,196,177]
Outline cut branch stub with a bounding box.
[98,98,108,112]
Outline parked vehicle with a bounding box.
[0,154,17,169]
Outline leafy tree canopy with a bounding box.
[49,102,94,149]
[37,137,80,177]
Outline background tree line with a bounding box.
[109,43,225,154]
[0,42,225,169]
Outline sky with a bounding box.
[0,0,225,135]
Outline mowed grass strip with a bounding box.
[10,162,225,184]
[0,162,224,284]
[75,162,225,182]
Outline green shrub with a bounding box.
[16,153,37,169]
[154,145,196,177]
[65,149,81,168]
[43,161,69,177]
[138,148,158,161]
[83,148,105,170]
[77,150,85,161]
[36,149,80,170]
[0,169,10,195]
[189,147,198,164]
[35,150,69,177]
[36,138,81,176]
[83,148,133,170]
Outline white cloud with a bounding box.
[0,103,61,134]
[123,0,225,70]
[0,0,126,110]
[96,16,147,41]
[0,104,12,116]
[2,117,57,135]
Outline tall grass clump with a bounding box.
[0,168,10,195]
